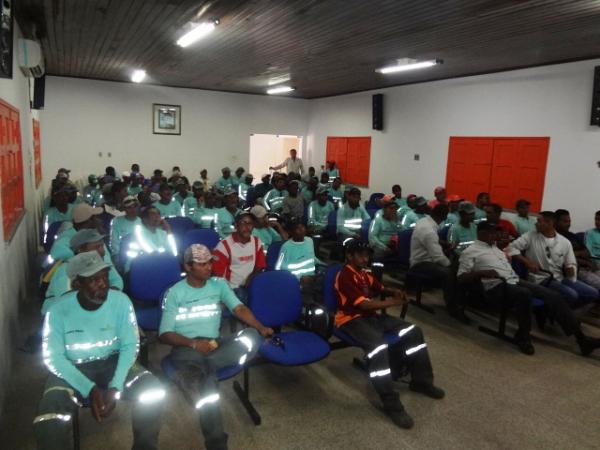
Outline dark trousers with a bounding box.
[169,328,261,450]
[340,315,434,408]
[34,357,163,450]
[485,283,533,339]
[517,280,581,336]
[410,262,457,310]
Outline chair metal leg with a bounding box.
[72,407,80,450]
[400,303,408,319]
[478,303,517,344]
[232,367,261,426]
[352,357,368,372]
[410,281,435,314]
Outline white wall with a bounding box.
[0,24,44,416]
[249,134,302,178]
[42,77,309,186]
[307,59,600,230]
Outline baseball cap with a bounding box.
[235,211,254,223]
[414,196,428,207]
[348,187,361,195]
[381,195,397,208]
[434,186,446,195]
[261,173,270,180]
[192,181,203,189]
[344,238,372,254]
[458,201,476,214]
[88,174,98,182]
[56,172,69,179]
[123,195,139,208]
[122,171,131,178]
[316,186,329,195]
[250,205,268,219]
[149,192,161,202]
[222,166,231,172]
[184,244,216,264]
[72,203,103,224]
[69,229,106,251]
[516,199,531,208]
[66,251,111,281]
[57,168,71,174]
[447,194,463,202]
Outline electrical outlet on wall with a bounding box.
[414,154,420,161]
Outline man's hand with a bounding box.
[268,166,274,171]
[161,219,172,233]
[526,261,541,273]
[100,388,119,418]
[258,326,274,339]
[191,339,216,354]
[479,269,499,279]
[390,290,409,306]
[89,386,106,423]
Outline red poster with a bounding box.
[33,119,41,187]
[0,98,24,240]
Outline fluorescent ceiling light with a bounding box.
[268,75,291,86]
[177,21,217,47]
[376,58,441,74]
[267,86,295,95]
[131,69,146,83]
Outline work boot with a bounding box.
[384,403,414,429]
[409,382,445,399]
[577,335,600,356]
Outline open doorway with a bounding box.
[249,134,303,180]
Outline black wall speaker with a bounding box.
[372,93,383,130]
[33,75,45,109]
[591,66,600,126]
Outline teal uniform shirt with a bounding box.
[275,238,320,279]
[252,226,282,251]
[160,277,242,339]
[43,260,124,314]
[368,214,401,252]
[44,204,75,230]
[301,187,314,204]
[42,290,139,396]
[474,207,486,222]
[214,176,235,192]
[49,228,112,265]
[110,216,142,257]
[238,183,252,202]
[328,187,344,205]
[83,186,100,205]
[127,185,142,197]
[124,225,177,272]
[512,215,536,236]
[308,200,335,232]
[191,207,219,229]
[174,191,192,206]
[585,228,600,258]
[216,207,241,239]
[443,212,459,228]
[337,204,370,238]
[397,205,412,222]
[183,196,203,218]
[448,222,477,255]
[326,168,340,180]
[153,200,182,217]
[400,210,425,230]
[394,197,407,208]
[231,176,243,188]
[263,189,288,213]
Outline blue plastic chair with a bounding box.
[360,218,371,242]
[43,220,65,253]
[326,210,337,238]
[366,193,384,210]
[166,216,196,241]
[232,271,330,425]
[438,226,450,242]
[575,231,585,246]
[266,240,284,270]
[181,228,220,253]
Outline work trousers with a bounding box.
[409,262,457,310]
[578,268,600,291]
[34,357,163,450]
[485,283,532,339]
[340,315,434,408]
[169,328,261,450]
[547,279,599,304]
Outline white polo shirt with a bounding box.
[458,240,520,290]
[409,216,450,268]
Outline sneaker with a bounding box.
[577,335,600,356]
[514,335,535,356]
[409,382,445,399]
[385,406,414,429]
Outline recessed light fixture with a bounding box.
[376,58,442,74]
[268,75,291,86]
[131,69,146,83]
[177,20,219,47]
[266,86,295,95]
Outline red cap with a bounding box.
[447,194,462,202]
[434,186,446,195]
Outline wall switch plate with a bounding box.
[414,154,420,161]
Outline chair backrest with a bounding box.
[360,218,371,241]
[323,264,343,314]
[266,240,284,270]
[438,226,450,242]
[575,232,585,246]
[398,229,413,267]
[248,271,302,327]
[181,228,220,252]
[511,258,528,279]
[326,210,337,236]
[128,253,183,303]
[366,193,384,210]
[166,216,195,239]
[43,220,65,252]
[366,208,378,219]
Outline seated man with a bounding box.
[153,183,182,218]
[253,173,272,203]
[214,167,235,194]
[448,201,477,257]
[400,196,428,229]
[82,174,100,205]
[335,240,444,429]
[215,188,241,239]
[459,222,600,356]
[507,211,598,304]
[43,185,75,239]
[110,195,142,261]
[391,184,407,208]
[237,173,254,204]
[307,186,335,236]
[328,177,344,207]
[231,166,246,188]
[427,186,447,209]
[368,196,401,280]
[484,203,518,248]
[512,199,536,235]
[159,244,272,450]
[443,194,462,227]
[183,181,205,218]
[336,187,370,241]
[584,210,600,262]
[282,180,304,221]
[473,192,489,223]
[34,251,164,450]
[409,204,461,318]
[212,211,266,303]
[263,175,288,213]
[45,229,123,313]
[173,179,191,205]
[250,205,287,252]
[191,192,219,230]
[301,166,316,185]
[123,206,177,272]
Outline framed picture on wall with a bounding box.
[0,0,13,79]
[152,103,181,135]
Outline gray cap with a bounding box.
[69,229,106,251]
[250,205,268,219]
[414,196,428,207]
[184,244,216,264]
[458,201,476,214]
[66,251,111,281]
[122,195,139,208]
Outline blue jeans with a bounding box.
[547,279,599,304]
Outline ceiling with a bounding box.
[15,0,600,99]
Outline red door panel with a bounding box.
[446,137,493,202]
[326,137,348,180]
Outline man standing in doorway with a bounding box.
[270,148,304,175]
